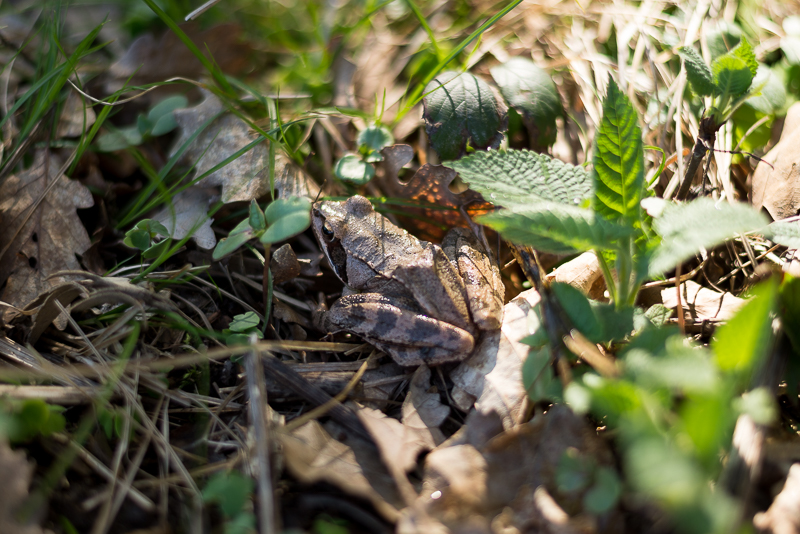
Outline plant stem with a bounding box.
[674,136,707,200]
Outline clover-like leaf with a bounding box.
[422,71,507,160]
[446,149,591,208]
[357,125,394,152]
[649,198,769,276]
[334,154,375,184]
[478,202,636,255]
[212,218,254,260]
[229,311,260,333]
[148,95,188,137]
[593,77,644,224]
[678,47,715,97]
[490,57,563,149]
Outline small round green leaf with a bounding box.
[229,312,260,332]
[490,57,563,149]
[264,197,312,226]
[358,125,394,151]
[261,211,311,244]
[142,239,170,259]
[334,154,375,184]
[583,467,622,514]
[422,71,507,161]
[123,229,151,251]
[135,219,171,238]
[148,95,188,123]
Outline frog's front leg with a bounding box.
[443,228,505,330]
[326,292,475,366]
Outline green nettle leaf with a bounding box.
[357,125,394,152]
[768,220,800,248]
[490,57,563,148]
[713,279,778,376]
[592,77,644,224]
[422,71,507,160]
[711,39,757,99]
[334,154,375,184]
[743,65,787,115]
[732,38,759,78]
[648,198,768,276]
[446,149,591,208]
[478,202,636,255]
[678,47,715,97]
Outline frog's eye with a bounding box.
[321,221,335,239]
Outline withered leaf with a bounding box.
[376,150,491,241]
[0,440,44,534]
[0,151,93,316]
[171,92,319,203]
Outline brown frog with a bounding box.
[312,195,505,366]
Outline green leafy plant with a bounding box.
[223,311,263,346]
[213,197,311,260]
[674,38,763,199]
[0,399,66,444]
[96,95,188,152]
[202,470,256,534]
[333,124,394,184]
[123,219,171,259]
[450,77,768,312]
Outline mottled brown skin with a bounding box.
[312,196,504,366]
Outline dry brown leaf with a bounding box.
[376,147,491,241]
[401,365,449,449]
[357,404,435,476]
[752,102,800,221]
[450,288,541,430]
[399,406,616,533]
[279,420,402,522]
[109,23,251,84]
[56,91,96,139]
[151,187,216,249]
[0,439,45,534]
[545,251,605,300]
[660,280,744,321]
[0,151,93,319]
[171,92,319,203]
[753,463,800,534]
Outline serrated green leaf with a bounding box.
[732,38,758,78]
[593,77,644,224]
[334,154,375,184]
[678,47,715,97]
[422,71,507,160]
[713,279,778,376]
[490,57,563,148]
[768,220,800,248]
[229,311,260,332]
[478,202,636,255]
[712,43,756,99]
[357,125,394,151]
[445,149,591,208]
[649,198,768,276]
